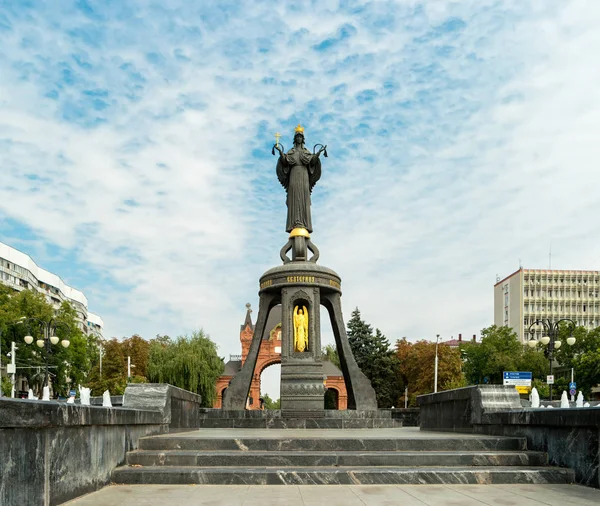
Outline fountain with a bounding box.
[531,387,540,408]
[41,385,50,401]
[584,402,590,407]
[102,390,112,407]
[27,389,37,400]
[66,396,75,404]
[576,391,584,407]
[560,391,569,408]
[79,385,91,406]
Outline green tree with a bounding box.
[1,375,11,396]
[346,308,403,408]
[396,338,465,406]
[147,330,224,407]
[122,334,150,381]
[261,393,280,409]
[460,325,522,385]
[553,326,600,399]
[0,286,90,397]
[321,344,340,369]
[86,338,127,396]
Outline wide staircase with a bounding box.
[112,427,574,485]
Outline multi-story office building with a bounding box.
[0,241,103,338]
[494,268,600,343]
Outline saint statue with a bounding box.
[275,125,326,233]
[293,305,309,352]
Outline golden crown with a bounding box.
[294,124,304,134]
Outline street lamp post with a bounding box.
[527,318,576,402]
[0,317,26,397]
[434,334,440,393]
[22,318,71,390]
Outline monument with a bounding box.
[223,125,376,416]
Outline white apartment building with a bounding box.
[0,241,103,338]
[494,268,600,343]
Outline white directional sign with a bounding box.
[547,375,554,384]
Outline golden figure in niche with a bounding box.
[293,305,309,352]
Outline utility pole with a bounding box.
[434,334,440,393]
[10,342,16,398]
[127,356,131,380]
[99,346,103,378]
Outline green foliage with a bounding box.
[461,323,600,400]
[347,308,403,408]
[460,325,523,385]
[321,344,340,369]
[261,393,280,409]
[86,338,127,396]
[147,330,224,407]
[122,334,150,379]
[0,285,92,397]
[532,378,549,399]
[396,338,465,406]
[1,375,11,396]
[553,326,600,399]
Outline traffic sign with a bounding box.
[547,375,554,384]
[569,388,577,396]
[503,371,532,387]
[569,382,576,390]
[69,389,76,397]
[515,386,531,394]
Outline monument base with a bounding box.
[223,262,377,413]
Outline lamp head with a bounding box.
[36,339,45,348]
[527,339,538,348]
[24,335,34,345]
[61,339,70,348]
[540,335,551,345]
[567,336,576,346]
[50,335,59,345]
[554,340,562,350]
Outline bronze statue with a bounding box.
[274,125,327,233]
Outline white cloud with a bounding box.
[1,1,600,398]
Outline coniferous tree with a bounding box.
[346,308,403,407]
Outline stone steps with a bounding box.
[196,418,402,429]
[126,450,548,467]
[111,466,574,485]
[137,436,526,452]
[112,429,574,486]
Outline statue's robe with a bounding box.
[276,146,322,233]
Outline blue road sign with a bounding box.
[69,389,76,397]
[503,372,533,380]
[503,371,532,386]
[569,388,577,396]
[569,382,576,390]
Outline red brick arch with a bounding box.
[214,309,347,410]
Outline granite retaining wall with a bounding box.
[0,398,166,506]
[0,383,203,506]
[417,385,600,488]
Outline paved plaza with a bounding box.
[65,483,600,505]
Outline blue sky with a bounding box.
[2,1,600,397]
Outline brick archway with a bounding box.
[215,305,348,410]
